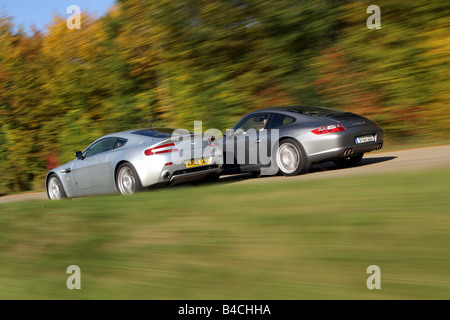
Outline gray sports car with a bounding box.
[46,127,222,199]
[221,105,383,176]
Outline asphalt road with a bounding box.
[1,144,449,204]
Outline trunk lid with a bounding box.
[323,112,376,129]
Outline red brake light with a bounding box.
[144,143,179,156]
[311,124,346,135]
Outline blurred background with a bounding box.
[0,0,449,193]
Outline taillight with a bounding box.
[144,143,179,156]
[311,123,346,135]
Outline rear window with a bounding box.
[131,128,176,138]
[287,106,345,116]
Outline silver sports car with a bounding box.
[221,105,383,176]
[46,127,222,199]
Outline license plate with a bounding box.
[355,135,376,144]
[185,158,210,168]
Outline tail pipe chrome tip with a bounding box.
[343,148,354,157]
[162,171,170,180]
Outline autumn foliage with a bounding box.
[0,0,449,192]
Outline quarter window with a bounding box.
[267,114,295,129]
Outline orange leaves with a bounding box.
[314,46,383,118]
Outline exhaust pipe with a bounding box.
[343,148,354,156]
[162,171,170,180]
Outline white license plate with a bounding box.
[355,135,375,144]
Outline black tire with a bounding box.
[47,174,68,200]
[274,139,309,176]
[116,163,144,195]
[249,170,260,178]
[204,172,221,182]
[333,153,364,167]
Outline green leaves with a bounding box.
[0,1,449,192]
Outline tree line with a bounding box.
[0,0,449,192]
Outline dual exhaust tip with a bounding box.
[343,142,383,157]
[343,148,354,157]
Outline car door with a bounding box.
[261,113,296,174]
[264,112,296,151]
[70,137,117,195]
[223,113,269,172]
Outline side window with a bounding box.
[267,114,295,129]
[113,138,128,149]
[84,138,118,158]
[235,114,269,133]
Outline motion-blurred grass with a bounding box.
[1,166,450,299]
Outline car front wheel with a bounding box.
[47,174,67,200]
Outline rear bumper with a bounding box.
[170,165,222,185]
[302,125,384,163]
[134,154,222,188]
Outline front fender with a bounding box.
[45,165,76,199]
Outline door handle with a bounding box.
[252,139,260,144]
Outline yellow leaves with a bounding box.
[418,22,450,133]
[42,13,108,65]
[419,23,450,73]
[106,4,122,18]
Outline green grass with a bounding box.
[1,166,450,299]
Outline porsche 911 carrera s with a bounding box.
[221,105,383,176]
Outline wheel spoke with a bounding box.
[48,177,62,200]
[118,167,136,195]
[277,143,300,174]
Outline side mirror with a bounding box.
[75,151,84,160]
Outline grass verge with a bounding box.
[0,166,449,299]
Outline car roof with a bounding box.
[97,127,178,140]
[246,105,343,116]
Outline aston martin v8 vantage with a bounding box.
[46,128,222,199]
[221,105,384,176]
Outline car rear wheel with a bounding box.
[116,163,143,195]
[249,170,260,178]
[275,139,308,176]
[204,172,221,182]
[333,153,364,167]
[47,174,67,200]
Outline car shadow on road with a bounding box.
[211,156,398,185]
[308,156,397,174]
